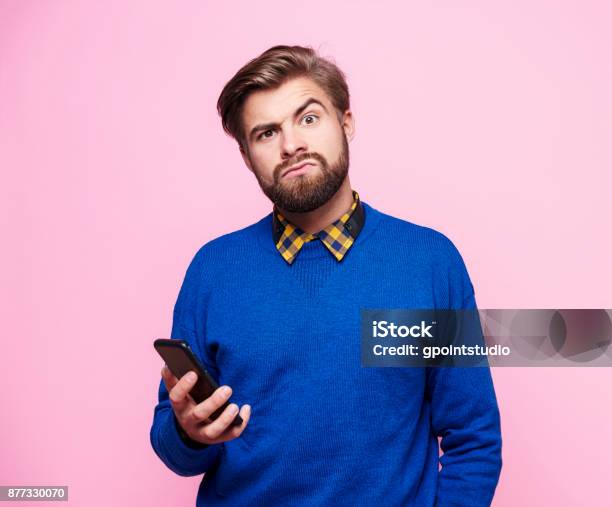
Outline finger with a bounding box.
[168,370,198,415]
[191,386,233,422]
[198,403,241,441]
[221,404,251,440]
[160,365,178,392]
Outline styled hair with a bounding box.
[217,45,350,150]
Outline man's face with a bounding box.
[239,76,354,213]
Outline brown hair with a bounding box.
[217,45,350,151]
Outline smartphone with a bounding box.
[154,338,243,427]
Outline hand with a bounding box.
[161,365,251,445]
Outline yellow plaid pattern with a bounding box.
[272,191,364,265]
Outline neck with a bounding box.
[276,177,354,233]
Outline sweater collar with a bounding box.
[271,190,365,265]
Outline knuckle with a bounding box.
[200,426,214,440]
[187,407,202,424]
[194,400,214,419]
[225,405,237,421]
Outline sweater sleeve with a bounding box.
[149,248,223,477]
[427,240,503,506]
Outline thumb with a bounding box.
[161,364,178,392]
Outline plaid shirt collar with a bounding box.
[272,190,365,265]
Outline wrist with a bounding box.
[173,413,210,450]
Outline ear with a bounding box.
[341,110,356,143]
[239,144,254,173]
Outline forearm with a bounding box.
[429,366,503,506]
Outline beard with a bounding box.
[250,134,350,213]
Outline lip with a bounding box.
[283,161,316,178]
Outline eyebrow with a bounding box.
[248,97,328,141]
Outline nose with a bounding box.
[280,126,308,161]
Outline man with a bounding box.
[150,45,502,506]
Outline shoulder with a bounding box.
[367,203,467,268]
[366,203,476,308]
[183,213,270,276]
[200,216,266,257]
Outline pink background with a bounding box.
[1,1,611,505]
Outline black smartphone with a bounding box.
[154,338,243,427]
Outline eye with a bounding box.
[258,129,275,141]
[302,114,318,125]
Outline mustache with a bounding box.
[274,152,327,180]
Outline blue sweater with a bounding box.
[150,200,502,506]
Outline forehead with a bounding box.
[241,77,333,127]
